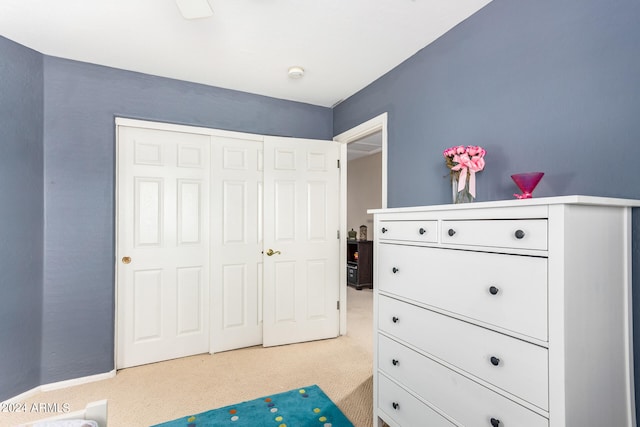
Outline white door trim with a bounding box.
[115,117,263,142]
[333,112,388,335]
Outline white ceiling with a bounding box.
[0,0,491,108]
[348,131,383,162]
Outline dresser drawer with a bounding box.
[378,220,438,243]
[378,334,549,427]
[378,295,549,410]
[378,373,456,427]
[347,264,358,284]
[378,243,548,341]
[441,219,547,250]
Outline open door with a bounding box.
[262,136,341,347]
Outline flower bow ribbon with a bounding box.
[451,154,485,198]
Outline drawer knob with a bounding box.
[392,316,399,323]
[448,228,456,236]
[392,402,400,410]
[392,267,399,274]
[381,227,388,233]
[489,286,500,295]
[392,359,400,366]
[419,227,426,235]
[490,356,501,366]
[490,418,501,427]
[515,229,525,239]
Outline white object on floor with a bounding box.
[23,400,107,427]
[32,421,97,427]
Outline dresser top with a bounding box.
[368,195,640,214]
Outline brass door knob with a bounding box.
[265,249,281,256]
[122,256,132,264]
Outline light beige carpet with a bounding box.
[4,287,373,427]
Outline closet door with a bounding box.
[262,136,341,347]
[116,121,343,364]
[210,135,264,352]
[117,126,211,369]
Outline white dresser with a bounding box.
[370,196,639,427]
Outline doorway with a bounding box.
[334,112,388,336]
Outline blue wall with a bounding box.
[40,57,333,384]
[334,0,640,418]
[0,37,44,399]
[335,0,640,205]
[0,40,332,399]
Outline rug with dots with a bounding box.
[150,385,354,427]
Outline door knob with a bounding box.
[122,256,132,264]
[265,249,281,256]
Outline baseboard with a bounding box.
[2,370,116,404]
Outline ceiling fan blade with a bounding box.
[176,0,213,20]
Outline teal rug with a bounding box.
[151,385,354,427]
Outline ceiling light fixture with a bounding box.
[176,0,213,19]
[288,66,305,79]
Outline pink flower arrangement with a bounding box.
[443,145,486,198]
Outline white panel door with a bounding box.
[210,135,264,352]
[117,126,210,369]
[262,136,341,347]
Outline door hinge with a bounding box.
[337,159,340,169]
[337,300,340,310]
[337,229,340,239]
